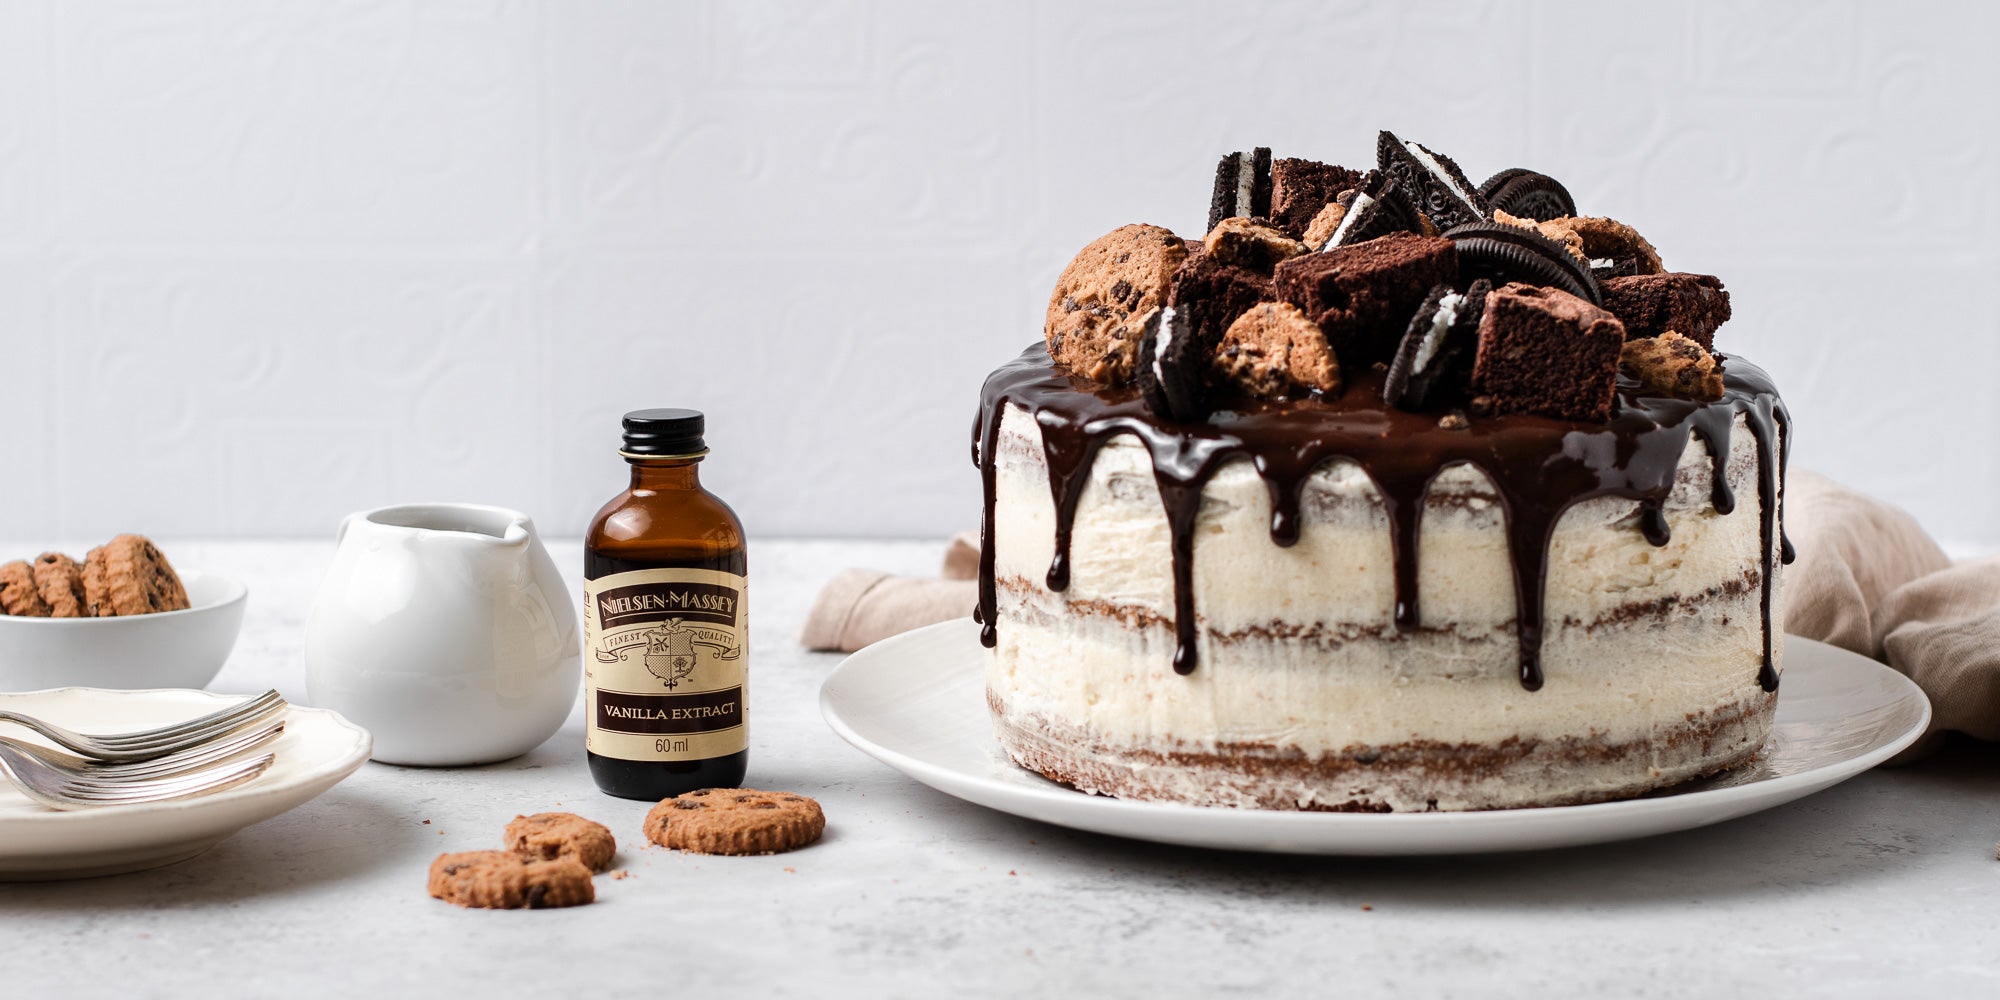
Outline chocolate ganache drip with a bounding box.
[974,344,1790,692]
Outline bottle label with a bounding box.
[583,567,747,762]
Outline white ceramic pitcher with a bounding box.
[305,503,580,766]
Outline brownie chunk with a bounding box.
[1273,232,1456,365]
[1269,158,1369,237]
[1167,254,1275,359]
[1471,282,1626,422]
[1599,273,1731,347]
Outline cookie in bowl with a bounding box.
[0,535,245,691]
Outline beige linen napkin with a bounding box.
[807,475,1993,755]
[799,532,978,653]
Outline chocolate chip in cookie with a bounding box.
[1200,217,1307,274]
[0,561,52,617]
[505,812,616,873]
[1045,224,1189,386]
[1213,301,1340,401]
[427,850,595,909]
[1621,331,1724,401]
[643,788,826,856]
[82,534,190,617]
[31,553,88,619]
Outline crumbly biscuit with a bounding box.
[1200,217,1307,273]
[0,561,52,617]
[1540,215,1664,274]
[1214,302,1340,399]
[1302,200,1349,250]
[427,850,595,909]
[1045,224,1189,385]
[505,812,617,873]
[643,788,825,856]
[31,553,88,619]
[1493,209,1587,263]
[1621,331,1724,401]
[82,534,190,617]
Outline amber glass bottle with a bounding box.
[584,408,748,800]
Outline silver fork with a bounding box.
[0,739,276,810]
[1,716,285,779]
[0,690,286,762]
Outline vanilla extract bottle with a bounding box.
[584,409,748,800]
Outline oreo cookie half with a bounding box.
[1320,170,1423,250]
[1443,221,1602,305]
[1377,131,1489,232]
[1136,306,1210,422]
[1207,148,1273,234]
[1478,168,1578,222]
[1384,280,1491,411]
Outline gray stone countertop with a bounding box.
[2,539,1996,999]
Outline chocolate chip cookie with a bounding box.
[643,788,825,856]
[31,553,88,618]
[0,561,51,617]
[505,812,617,873]
[82,534,190,617]
[1045,224,1189,386]
[427,850,595,909]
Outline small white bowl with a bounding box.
[0,571,248,692]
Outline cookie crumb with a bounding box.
[421,819,431,825]
[1438,412,1469,430]
[1361,904,1374,912]
[1469,395,1496,417]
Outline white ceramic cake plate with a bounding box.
[820,621,1931,856]
[0,688,373,879]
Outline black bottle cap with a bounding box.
[621,408,707,457]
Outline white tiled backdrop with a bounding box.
[0,1,1990,546]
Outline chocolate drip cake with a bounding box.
[978,132,1792,812]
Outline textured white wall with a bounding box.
[0,1,1989,545]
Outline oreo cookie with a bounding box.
[1478,168,1577,222]
[1207,148,1273,233]
[1384,280,1491,411]
[1377,131,1489,232]
[1320,170,1423,250]
[1442,221,1601,305]
[1136,306,1210,422]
